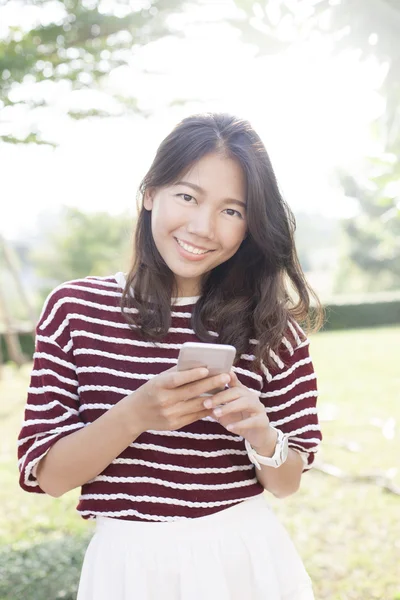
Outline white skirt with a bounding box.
[77,493,314,600]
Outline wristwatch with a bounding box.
[245,427,289,469]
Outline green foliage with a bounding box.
[321,294,400,331]
[0,0,186,144]
[0,533,91,600]
[334,154,400,293]
[30,206,133,305]
[231,0,400,293]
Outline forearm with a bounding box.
[36,394,143,498]
[252,430,304,498]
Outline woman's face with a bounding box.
[144,152,247,297]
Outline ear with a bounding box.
[143,188,155,211]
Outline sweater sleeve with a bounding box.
[17,285,85,493]
[260,321,322,472]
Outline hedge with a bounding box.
[320,294,400,331]
[1,295,399,363]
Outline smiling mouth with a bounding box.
[175,238,214,255]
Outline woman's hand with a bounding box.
[203,371,278,454]
[127,367,231,434]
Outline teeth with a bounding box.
[176,239,209,255]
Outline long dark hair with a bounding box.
[121,112,323,369]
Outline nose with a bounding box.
[186,206,215,240]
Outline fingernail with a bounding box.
[213,408,222,417]
[203,399,213,409]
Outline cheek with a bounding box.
[221,222,247,250]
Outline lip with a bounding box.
[175,237,215,252]
[174,237,215,261]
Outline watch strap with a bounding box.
[245,428,288,470]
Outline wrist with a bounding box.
[252,426,278,457]
[117,392,147,439]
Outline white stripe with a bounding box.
[146,429,243,442]
[129,442,247,458]
[270,357,312,381]
[40,296,194,331]
[71,330,186,349]
[78,494,259,522]
[270,407,318,427]
[112,457,253,474]
[290,435,321,444]
[78,385,133,395]
[261,361,272,383]
[264,390,318,411]
[18,422,84,447]
[232,365,262,384]
[31,369,77,387]
[282,423,320,436]
[24,400,79,416]
[291,319,307,338]
[62,339,73,353]
[35,335,60,348]
[241,353,256,362]
[39,297,132,331]
[54,313,198,342]
[18,430,49,448]
[91,475,257,491]
[287,320,302,346]
[86,277,120,287]
[52,284,122,299]
[22,411,76,427]
[76,366,161,382]
[52,313,130,340]
[270,349,284,369]
[289,443,318,453]
[297,339,310,350]
[81,489,257,508]
[262,373,317,398]
[73,332,182,350]
[74,348,177,364]
[33,351,77,372]
[282,336,294,356]
[28,385,79,401]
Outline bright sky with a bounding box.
[1,2,385,240]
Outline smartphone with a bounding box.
[177,342,236,395]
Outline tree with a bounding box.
[230,0,400,291]
[0,0,187,145]
[30,206,133,305]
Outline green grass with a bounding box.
[1,327,399,600]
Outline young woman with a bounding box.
[18,112,323,599]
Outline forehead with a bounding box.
[177,153,246,200]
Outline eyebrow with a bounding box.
[174,180,246,209]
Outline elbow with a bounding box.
[37,473,69,498]
[268,480,301,500]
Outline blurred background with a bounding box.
[0,1,399,599]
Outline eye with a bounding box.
[177,193,196,203]
[223,208,243,219]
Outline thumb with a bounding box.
[229,370,244,388]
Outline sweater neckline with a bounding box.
[114,272,200,306]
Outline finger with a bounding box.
[178,372,231,401]
[226,415,266,433]
[212,397,257,419]
[164,367,209,389]
[229,370,245,388]
[202,387,241,409]
[179,408,213,428]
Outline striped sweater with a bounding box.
[18,273,322,522]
